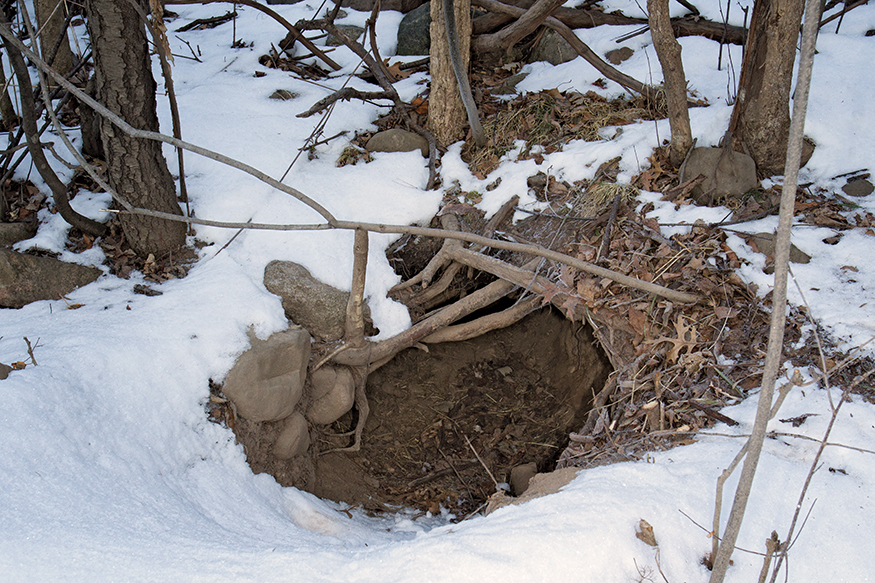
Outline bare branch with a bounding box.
[162,0,342,71]
[0,22,339,225]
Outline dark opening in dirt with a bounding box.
[309,305,611,516]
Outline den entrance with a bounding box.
[311,305,610,516]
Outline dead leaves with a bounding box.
[647,316,699,364]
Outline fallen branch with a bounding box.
[473,0,747,45]
[163,0,343,71]
[0,11,107,237]
[0,24,339,225]
[473,0,657,100]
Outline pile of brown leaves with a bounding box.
[542,149,875,469]
[463,87,656,177]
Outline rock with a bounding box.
[842,178,874,198]
[327,25,364,47]
[746,232,811,266]
[605,47,634,65]
[396,1,431,56]
[272,412,310,459]
[269,89,298,101]
[366,128,429,157]
[492,71,529,95]
[0,362,11,380]
[681,147,758,205]
[510,462,538,496]
[0,221,37,247]
[264,261,372,342]
[528,28,577,65]
[307,366,356,425]
[221,328,310,422]
[0,249,101,308]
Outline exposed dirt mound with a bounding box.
[227,305,611,516]
[311,306,610,515]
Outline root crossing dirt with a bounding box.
[310,306,611,516]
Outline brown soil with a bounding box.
[310,305,611,516]
[221,304,611,517]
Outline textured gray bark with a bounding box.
[729,0,804,175]
[35,0,75,77]
[428,0,472,147]
[647,0,692,166]
[85,0,185,257]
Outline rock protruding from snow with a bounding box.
[264,260,372,342]
[681,147,758,205]
[0,249,101,308]
[307,366,356,425]
[366,128,429,157]
[395,1,431,56]
[222,328,310,422]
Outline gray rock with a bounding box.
[366,128,429,157]
[264,261,372,342]
[528,28,577,66]
[605,47,634,65]
[269,89,298,101]
[307,366,356,425]
[842,178,874,198]
[0,221,37,247]
[0,249,101,308]
[492,71,529,95]
[221,328,310,422]
[272,412,310,459]
[510,462,538,496]
[681,147,758,206]
[747,232,811,265]
[396,1,431,56]
[327,25,365,47]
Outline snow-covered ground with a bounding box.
[1,2,873,581]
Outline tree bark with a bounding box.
[728,0,804,175]
[85,0,185,257]
[428,0,472,147]
[34,0,75,78]
[647,0,692,166]
[0,55,17,129]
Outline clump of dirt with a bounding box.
[310,306,611,516]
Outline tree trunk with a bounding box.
[0,54,17,129]
[728,0,804,175]
[34,0,75,78]
[647,0,692,166]
[85,0,185,257]
[428,0,472,147]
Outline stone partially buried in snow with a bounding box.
[366,128,429,158]
[395,1,431,56]
[264,260,373,342]
[0,221,37,247]
[529,28,578,65]
[221,328,310,422]
[681,147,758,206]
[0,249,101,308]
[605,47,634,65]
[842,178,874,198]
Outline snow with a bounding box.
[2,1,875,581]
